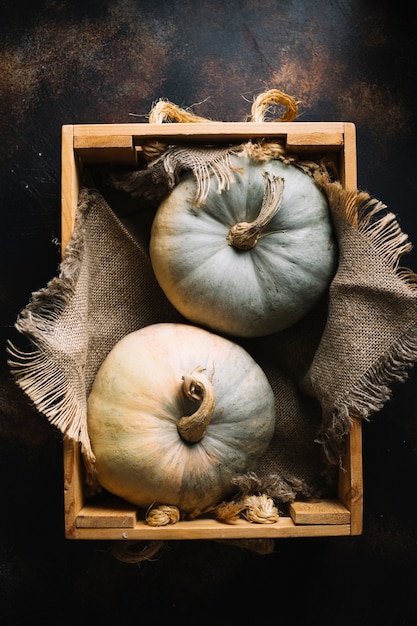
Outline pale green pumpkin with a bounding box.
[87,323,276,516]
[150,155,337,338]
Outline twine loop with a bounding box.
[143,99,212,159]
[143,88,298,160]
[148,99,211,124]
[250,88,298,123]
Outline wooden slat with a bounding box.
[62,126,86,539]
[76,499,137,528]
[61,125,79,254]
[342,122,357,189]
[63,438,85,538]
[290,499,350,525]
[286,132,343,149]
[338,419,363,535]
[74,134,134,149]
[74,134,138,166]
[66,515,352,541]
[72,121,348,143]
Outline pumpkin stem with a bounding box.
[177,366,215,443]
[228,172,284,250]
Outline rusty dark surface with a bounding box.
[1,1,417,623]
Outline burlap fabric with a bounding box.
[8,140,417,512]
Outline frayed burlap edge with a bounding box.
[7,193,96,479]
[311,173,417,464]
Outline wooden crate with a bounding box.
[62,121,362,540]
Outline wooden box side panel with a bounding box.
[62,125,84,538]
[64,439,85,538]
[61,125,80,253]
[338,419,363,534]
[69,516,352,541]
[341,122,357,189]
[72,120,347,141]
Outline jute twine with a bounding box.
[213,494,279,524]
[145,504,181,526]
[143,88,299,160]
[250,88,299,123]
[148,89,298,125]
[144,496,279,526]
[148,99,211,124]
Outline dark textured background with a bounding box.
[1,1,417,624]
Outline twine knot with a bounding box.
[145,504,181,526]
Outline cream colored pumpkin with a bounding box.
[150,154,337,338]
[87,323,276,516]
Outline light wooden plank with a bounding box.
[290,499,350,525]
[338,419,363,535]
[72,121,348,142]
[63,438,85,538]
[62,125,83,539]
[76,500,137,528]
[61,125,79,254]
[342,122,358,190]
[66,516,352,541]
[74,134,134,149]
[286,132,343,149]
[74,134,138,166]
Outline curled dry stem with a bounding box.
[177,366,215,443]
[228,172,284,250]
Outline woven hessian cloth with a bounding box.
[8,159,417,506]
